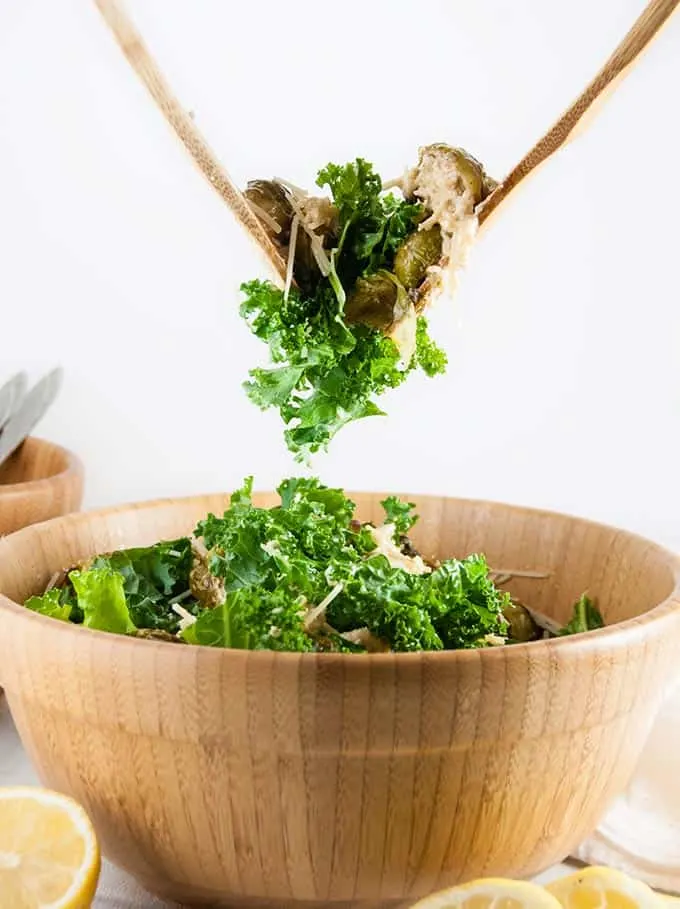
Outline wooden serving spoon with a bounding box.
[92,0,287,285]
[476,0,679,229]
[93,0,678,270]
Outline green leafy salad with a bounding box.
[240,144,497,461]
[25,478,603,652]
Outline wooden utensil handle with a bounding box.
[93,0,287,284]
[478,0,680,227]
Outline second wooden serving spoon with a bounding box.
[476,0,679,230]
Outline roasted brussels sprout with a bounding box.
[394,225,443,290]
[291,230,319,294]
[190,549,226,609]
[502,600,540,643]
[244,180,294,247]
[452,147,489,204]
[344,271,410,331]
[407,143,496,210]
[135,629,186,643]
[482,172,499,200]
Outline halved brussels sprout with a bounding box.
[408,143,496,208]
[244,180,294,246]
[394,225,443,290]
[502,600,540,643]
[344,271,410,332]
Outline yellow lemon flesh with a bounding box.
[0,786,100,908]
[546,867,665,909]
[411,878,565,909]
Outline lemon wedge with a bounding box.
[546,867,664,909]
[0,786,100,908]
[411,878,565,909]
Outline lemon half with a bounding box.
[546,867,664,909]
[411,877,564,909]
[0,786,100,908]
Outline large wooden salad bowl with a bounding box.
[1,492,679,908]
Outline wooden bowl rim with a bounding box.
[0,436,83,499]
[1,489,680,666]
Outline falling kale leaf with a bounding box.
[241,158,447,461]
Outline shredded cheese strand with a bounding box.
[286,196,331,276]
[247,200,282,235]
[172,603,197,631]
[273,176,309,198]
[284,215,299,301]
[304,581,344,629]
[489,568,551,581]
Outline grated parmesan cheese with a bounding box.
[284,215,299,301]
[483,633,507,647]
[304,581,344,630]
[172,603,197,632]
[282,186,332,277]
[386,297,418,365]
[370,523,431,576]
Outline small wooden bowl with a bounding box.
[0,492,679,908]
[0,437,84,537]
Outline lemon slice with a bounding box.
[546,867,664,909]
[0,786,100,908]
[411,878,565,909]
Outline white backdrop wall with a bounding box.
[1,0,679,550]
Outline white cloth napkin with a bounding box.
[94,864,180,908]
[574,680,680,895]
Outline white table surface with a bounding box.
[0,696,574,907]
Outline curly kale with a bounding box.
[241,158,447,461]
[188,478,509,652]
[25,538,197,636]
[23,477,604,654]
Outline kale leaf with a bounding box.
[25,587,73,622]
[24,538,196,636]
[327,552,509,652]
[88,538,195,633]
[381,495,418,536]
[69,567,137,635]
[559,594,604,636]
[195,476,365,603]
[181,590,254,649]
[316,159,423,286]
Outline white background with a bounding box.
[1,0,679,549]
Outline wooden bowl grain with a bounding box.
[0,436,84,537]
[0,492,679,908]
